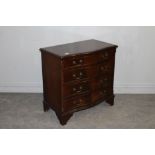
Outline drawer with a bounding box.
[63,93,90,112]
[63,81,90,98]
[63,61,114,83]
[62,55,84,68]
[84,49,114,64]
[98,49,115,62]
[91,75,113,91]
[91,88,113,103]
[62,49,115,68]
[63,67,88,82]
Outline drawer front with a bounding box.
[63,81,90,98]
[91,88,113,103]
[63,67,88,82]
[63,93,90,112]
[63,60,114,83]
[98,49,115,62]
[85,49,114,64]
[91,75,113,91]
[63,55,84,68]
[62,49,115,68]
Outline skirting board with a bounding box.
[114,84,155,94]
[0,83,155,94]
[0,82,42,93]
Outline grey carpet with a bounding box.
[0,93,155,129]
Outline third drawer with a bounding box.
[63,61,114,83]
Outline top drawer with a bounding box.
[62,48,115,68]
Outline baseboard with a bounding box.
[114,83,155,94]
[0,82,155,94]
[0,82,42,93]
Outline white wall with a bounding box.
[0,26,155,93]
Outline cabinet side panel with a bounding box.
[41,52,62,113]
[111,48,116,93]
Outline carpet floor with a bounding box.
[0,93,155,129]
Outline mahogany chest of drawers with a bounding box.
[40,39,118,125]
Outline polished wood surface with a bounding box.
[40,39,117,58]
[40,39,118,125]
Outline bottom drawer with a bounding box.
[91,88,113,103]
[63,93,90,112]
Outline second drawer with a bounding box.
[63,61,114,83]
[63,81,90,98]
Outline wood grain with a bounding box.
[40,39,118,125]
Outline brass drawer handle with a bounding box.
[101,53,109,59]
[72,60,77,65]
[103,78,108,81]
[100,90,107,95]
[100,66,109,71]
[72,86,83,93]
[73,88,77,92]
[79,99,83,103]
[103,90,107,94]
[72,59,83,65]
[72,74,80,80]
[104,77,108,80]
[73,99,85,107]
[76,86,83,93]
[79,72,83,76]
[72,74,76,78]
[79,59,83,63]
[79,86,83,90]
[105,52,108,57]
[72,72,84,80]
[100,66,105,71]
[100,78,108,83]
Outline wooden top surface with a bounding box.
[40,39,118,58]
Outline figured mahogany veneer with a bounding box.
[40,39,118,125]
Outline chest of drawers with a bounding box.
[40,39,118,125]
